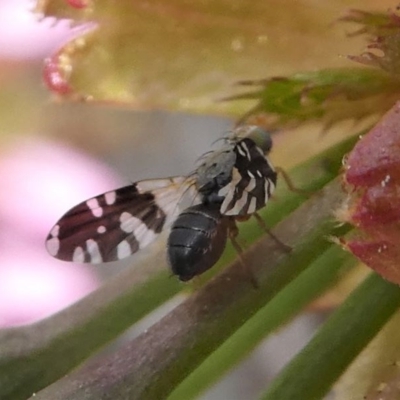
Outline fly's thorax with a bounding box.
[195,147,236,201]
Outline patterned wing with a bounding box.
[46,177,197,263]
[220,138,277,216]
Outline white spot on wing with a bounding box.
[86,239,103,264]
[97,225,106,234]
[46,224,60,256]
[46,237,60,256]
[73,247,85,263]
[120,212,158,249]
[86,198,103,218]
[120,212,136,233]
[50,224,60,237]
[104,191,116,205]
[117,240,131,259]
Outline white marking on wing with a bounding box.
[46,224,60,256]
[46,237,60,256]
[86,239,103,264]
[86,198,103,218]
[104,191,116,205]
[73,247,85,263]
[97,225,106,234]
[50,224,60,237]
[117,240,131,259]
[114,176,198,253]
[120,212,137,233]
[119,212,158,249]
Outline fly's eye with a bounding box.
[246,126,273,154]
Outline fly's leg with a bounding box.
[253,212,291,253]
[227,218,258,288]
[275,166,310,196]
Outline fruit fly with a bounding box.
[46,125,277,281]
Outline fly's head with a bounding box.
[230,125,273,155]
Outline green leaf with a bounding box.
[225,68,400,128]
[334,312,400,399]
[261,273,400,400]
[169,244,358,400]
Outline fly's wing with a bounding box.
[46,177,198,263]
[220,138,277,216]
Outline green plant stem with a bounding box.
[168,244,357,400]
[261,273,400,400]
[0,258,181,400]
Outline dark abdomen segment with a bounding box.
[167,204,229,281]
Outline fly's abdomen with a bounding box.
[167,204,228,281]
